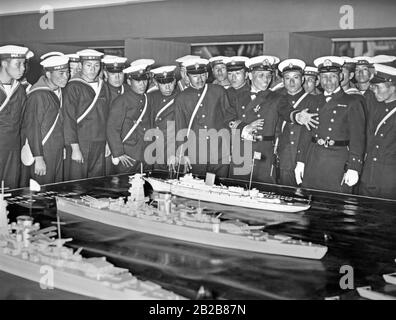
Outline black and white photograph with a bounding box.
[0,0,396,306]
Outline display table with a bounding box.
[2,170,396,300]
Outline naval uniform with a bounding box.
[226,83,251,118]
[20,76,64,185]
[296,88,366,193]
[106,86,151,174]
[63,76,110,180]
[277,90,315,186]
[148,89,178,171]
[360,101,396,199]
[229,89,293,183]
[0,81,26,189]
[105,83,125,176]
[174,84,236,178]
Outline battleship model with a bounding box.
[0,182,185,300]
[144,174,310,213]
[55,174,327,260]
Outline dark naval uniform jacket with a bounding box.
[0,80,26,188]
[277,90,315,186]
[229,89,293,183]
[63,75,110,180]
[360,101,396,199]
[148,89,178,170]
[106,86,151,174]
[226,82,251,119]
[297,88,366,193]
[174,84,236,177]
[21,76,64,185]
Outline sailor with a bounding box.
[0,45,30,188]
[102,55,127,103]
[63,49,110,180]
[175,55,200,92]
[276,58,313,186]
[303,66,321,95]
[209,56,231,89]
[359,64,396,199]
[106,59,154,174]
[224,56,251,117]
[294,56,366,193]
[65,53,81,78]
[102,55,128,175]
[148,65,179,171]
[172,57,240,178]
[20,55,69,185]
[340,57,360,94]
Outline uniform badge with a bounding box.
[253,104,261,113]
[323,59,332,67]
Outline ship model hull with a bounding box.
[145,177,310,213]
[0,250,183,300]
[56,197,327,260]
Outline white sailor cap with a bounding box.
[183,58,209,75]
[175,55,200,65]
[246,55,280,72]
[278,58,306,74]
[40,55,70,71]
[151,65,177,83]
[65,53,80,62]
[314,56,344,73]
[372,55,396,64]
[0,45,30,59]
[354,56,375,66]
[40,51,63,61]
[123,59,154,80]
[26,50,35,60]
[102,55,127,73]
[209,56,227,67]
[372,64,396,84]
[303,66,319,77]
[76,49,104,60]
[223,56,249,71]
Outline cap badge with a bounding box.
[231,60,236,65]
[194,63,200,70]
[323,59,332,67]
[163,71,168,77]
[263,59,269,66]
[288,63,294,69]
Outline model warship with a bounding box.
[0,182,185,300]
[56,174,327,260]
[144,174,310,213]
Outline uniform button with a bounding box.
[139,109,142,112]
[315,134,318,137]
[242,106,245,109]
[292,101,295,104]
[352,157,355,161]
[202,114,205,118]
[373,158,377,161]
[163,99,166,102]
[326,136,330,139]
[376,145,379,149]
[333,110,337,114]
[330,119,334,122]
[328,128,332,131]
[386,109,389,112]
[156,127,159,130]
[290,131,294,135]
[257,114,261,117]
[143,128,146,131]
[316,108,319,111]
[206,136,209,140]
[140,100,143,103]
[383,121,386,125]
[291,141,294,145]
[198,94,201,97]
[242,114,246,118]
[380,133,384,137]
[158,117,162,121]
[200,104,203,107]
[204,125,207,129]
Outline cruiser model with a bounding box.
[144,174,310,213]
[0,183,185,300]
[55,174,327,260]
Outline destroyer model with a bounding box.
[0,183,185,300]
[56,174,327,260]
[144,174,310,213]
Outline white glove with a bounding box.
[342,169,359,187]
[294,162,305,185]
